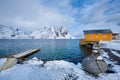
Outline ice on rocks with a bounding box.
[97,56,103,60]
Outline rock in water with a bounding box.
[82,55,108,75]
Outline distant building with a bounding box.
[83,29,112,41]
[112,33,119,40]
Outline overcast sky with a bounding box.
[0,0,120,37]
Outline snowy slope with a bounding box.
[0,24,28,39]
[29,26,72,39]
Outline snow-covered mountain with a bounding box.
[0,24,73,39]
[29,26,72,39]
[0,24,28,39]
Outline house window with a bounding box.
[89,35,92,39]
[96,35,98,39]
[103,35,106,38]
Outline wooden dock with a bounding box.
[80,39,98,45]
[13,48,40,59]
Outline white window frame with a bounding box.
[103,34,107,38]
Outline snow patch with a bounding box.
[97,56,103,60]
[111,50,120,58]
[101,51,109,58]
[93,50,98,53]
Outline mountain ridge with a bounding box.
[0,24,73,39]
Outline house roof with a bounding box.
[83,29,112,34]
[112,33,119,35]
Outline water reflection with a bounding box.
[79,45,93,57]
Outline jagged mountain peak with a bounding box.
[0,25,73,39]
[29,26,72,39]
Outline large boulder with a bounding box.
[0,58,17,71]
[82,55,108,75]
[0,58,7,71]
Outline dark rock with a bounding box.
[82,55,108,75]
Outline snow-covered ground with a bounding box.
[100,40,120,60]
[100,40,120,50]
[0,56,120,80]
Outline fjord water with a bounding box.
[0,39,84,63]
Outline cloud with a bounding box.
[73,22,120,38]
[0,0,76,31]
[71,0,120,38]
[78,0,120,25]
[0,0,120,37]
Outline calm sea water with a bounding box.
[0,39,84,63]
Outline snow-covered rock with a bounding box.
[92,50,98,53]
[101,51,109,59]
[100,41,120,61]
[82,55,108,75]
[97,56,103,60]
[100,50,120,75]
[29,26,72,39]
[100,40,120,50]
[111,50,120,58]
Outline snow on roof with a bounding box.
[83,29,112,34]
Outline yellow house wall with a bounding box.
[85,33,112,41]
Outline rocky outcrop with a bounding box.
[0,58,17,71]
[82,55,108,75]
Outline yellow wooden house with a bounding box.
[83,29,112,41]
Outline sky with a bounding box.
[0,0,120,37]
